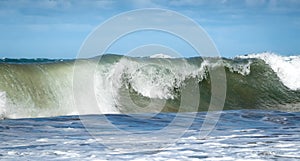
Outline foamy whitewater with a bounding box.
[0,52,300,160]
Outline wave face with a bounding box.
[0,53,299,118]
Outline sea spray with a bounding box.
[0,91,6,119]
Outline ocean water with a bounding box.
[0,52,300,160]
[1,110,300,160]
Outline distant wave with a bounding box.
[0,52,299,118]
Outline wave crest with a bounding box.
[238,52,300,90]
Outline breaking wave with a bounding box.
[0,52,299,118]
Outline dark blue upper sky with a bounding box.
[0,0,300,58]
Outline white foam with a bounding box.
[150,53,174,58]
[224,61,251,76]
[106,57,205,100]
[238,52,300,90]
[36,138,48,142]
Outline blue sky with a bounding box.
[0,0,300,58]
